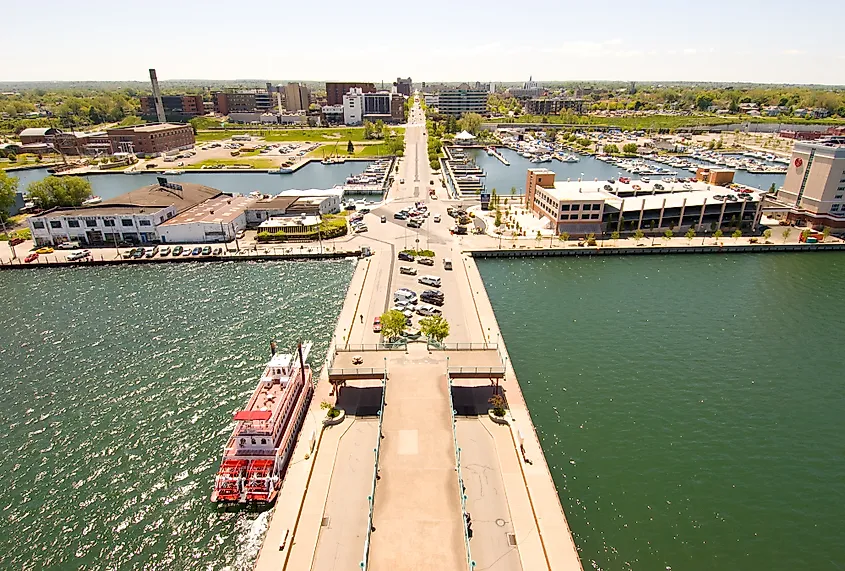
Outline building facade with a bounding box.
[325,82,376,106]
[343,89,364,125]
[768,141,845,228]
[284,83,311,112]
[525,97,585,115]
[395,77,412,97]
[139,95,204,117]
[106,123,195,156]
[437,84,489,116]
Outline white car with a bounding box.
[399,265,417,275]
[67,250,91,261]
[433,215,441,223]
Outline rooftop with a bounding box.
[160,194,257,226]
[251,196,299,211]
[107,123,190,134]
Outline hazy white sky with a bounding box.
[5,0,844,85]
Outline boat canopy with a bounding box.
[234,410,272,421]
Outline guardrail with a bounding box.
[437,342,499,351]
[327,367,387,378]
[447,366,506,377]
[360,376,387,570]
[447,377,476,570]
[338,343,406,352]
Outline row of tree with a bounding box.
[0,172,93,221]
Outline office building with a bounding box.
[284,83,311,112]
[106,123,195,156]
[508,77,543,99]
[395,77,412,97]
[526,168,764,236]
[525,97,585,115]
[343,90,405,125]
[767,141,845,228]
[325,82,375,105]
[437,84,489,116]
[139,95,205,118]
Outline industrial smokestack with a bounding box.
[149,68,166,123]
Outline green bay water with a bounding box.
[0,260,354,570]
[477,253,845,570]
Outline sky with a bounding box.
[5,0,845,85]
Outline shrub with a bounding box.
[488,394,506,417]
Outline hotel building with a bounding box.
[766,141,845,228]
[526,169,765,236]
[437,84,488,116]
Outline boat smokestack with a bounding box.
[149,68,167,123]
[298,341,306,384]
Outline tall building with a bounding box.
[139,95,205,118]
[284,83,311,112]
[343,90,405,125]
[437,84,489,117]
[508,76,543,99]
[326,82,375,106]
[525,98,585,115]
[768,140,845,228]
[395,77,412,97]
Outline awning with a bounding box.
[233,410,272,421]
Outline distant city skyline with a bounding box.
[5,0,845,85]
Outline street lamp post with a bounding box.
[0,218,16,260]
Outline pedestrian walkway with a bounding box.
[367,346,465,571]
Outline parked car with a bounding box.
[399,265,417,275]
[144,246,158,258]
[212,247,223,255]
[417,257,434,266]
[36,247,54,254]
[172,245,183,256]
[433,215,441,223]
[182,247,193,257]
[373,317,382,333]
[67,250,91,261]
[398,252,414,262]
[56,241,80,250]
[418,275,441,287]
[10,237,25,246]
[131,248,144,259]
[191,247,202,256]
[381,215,387,223]
[159,246,171,256]
[202,246,212,255]
[25,252,38,263]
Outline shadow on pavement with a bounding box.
[336,385,384,416]
[450,385,508,416]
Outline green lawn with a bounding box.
[490,114,845,130]
[195,127,405,143]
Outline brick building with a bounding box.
[525,97,585,115]
[139,95,204,117]
[325,82,376,106]
[106,123,195,156]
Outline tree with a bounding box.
[458,112,483,135]
[763,229,773,242]
[822,226,831,242]
[560,231,570,243]
[420,314,450,344]
[685,227,696,242]
[380,310,407,341]
[732,229,742,241]
[0,171,19,221]
[610,230,620,243]
[27,176,92,209]
[347,140,354,154]
[510,186,517,196]
[622,143,638,154]
[664,229,674,240]
[494,209,502,227]
[713,229,724,242]
[633,229,645,243]
[603,144,619,155]
[782,227,792,243]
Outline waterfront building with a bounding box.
[526,168,764,236]
[395,77,412,97]
[246,189,342,226]
[139,95,204,119]
[27,181,223,246]
[157,193,254,243]
[437,84,489,117]
[17,128,111,156]
[325,82,376,106]
[525,97,585,115]
[106,123,195,156]
[321,104,345,124]
[343,90,404,125]
[258,214,321,235]
[284,83,311,112]
[767,141,845,228]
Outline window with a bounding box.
[139,220,151,226]
[836,195,844,199]
[590,213,600,220]
[571,204,581,210]
[832,204,841,212]
[32,221,44,229]
[561,204,571,211]
[592,204,602,210]
[85,220,98,227]
[121,219,134,227]
[67,220,80,228]
[49,221,62,229]
[103,219,115,227]
[560,214,570,220]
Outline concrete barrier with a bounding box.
[469,243,845,259]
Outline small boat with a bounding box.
[162,169,184,175]
[268,167,293,174]
[82,196,103,206]
[486,147,495,156]
[123,169,142,175]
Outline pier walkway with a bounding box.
[254,97,583,571]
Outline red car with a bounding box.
[10,237,24,246]
[25,253,39,263]
[372,317,382,333]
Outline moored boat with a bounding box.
[82,196,103,206]
[211,341,314,504]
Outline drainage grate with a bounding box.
[507,533,517,547]
[321,517,330,527]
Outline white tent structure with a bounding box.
[454,130,476,141]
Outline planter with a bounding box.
[323,408,346,426]
[488,409,509,425]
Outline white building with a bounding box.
[423,93,440,109]
[278,188,342,213]
[343,88,364,125]
[259,214,321,235]
[246,189,342,227]
[157,194,254,243]
[28,181,223,247]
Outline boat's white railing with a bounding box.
[448,377,475,571]
[360,374,387,571]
